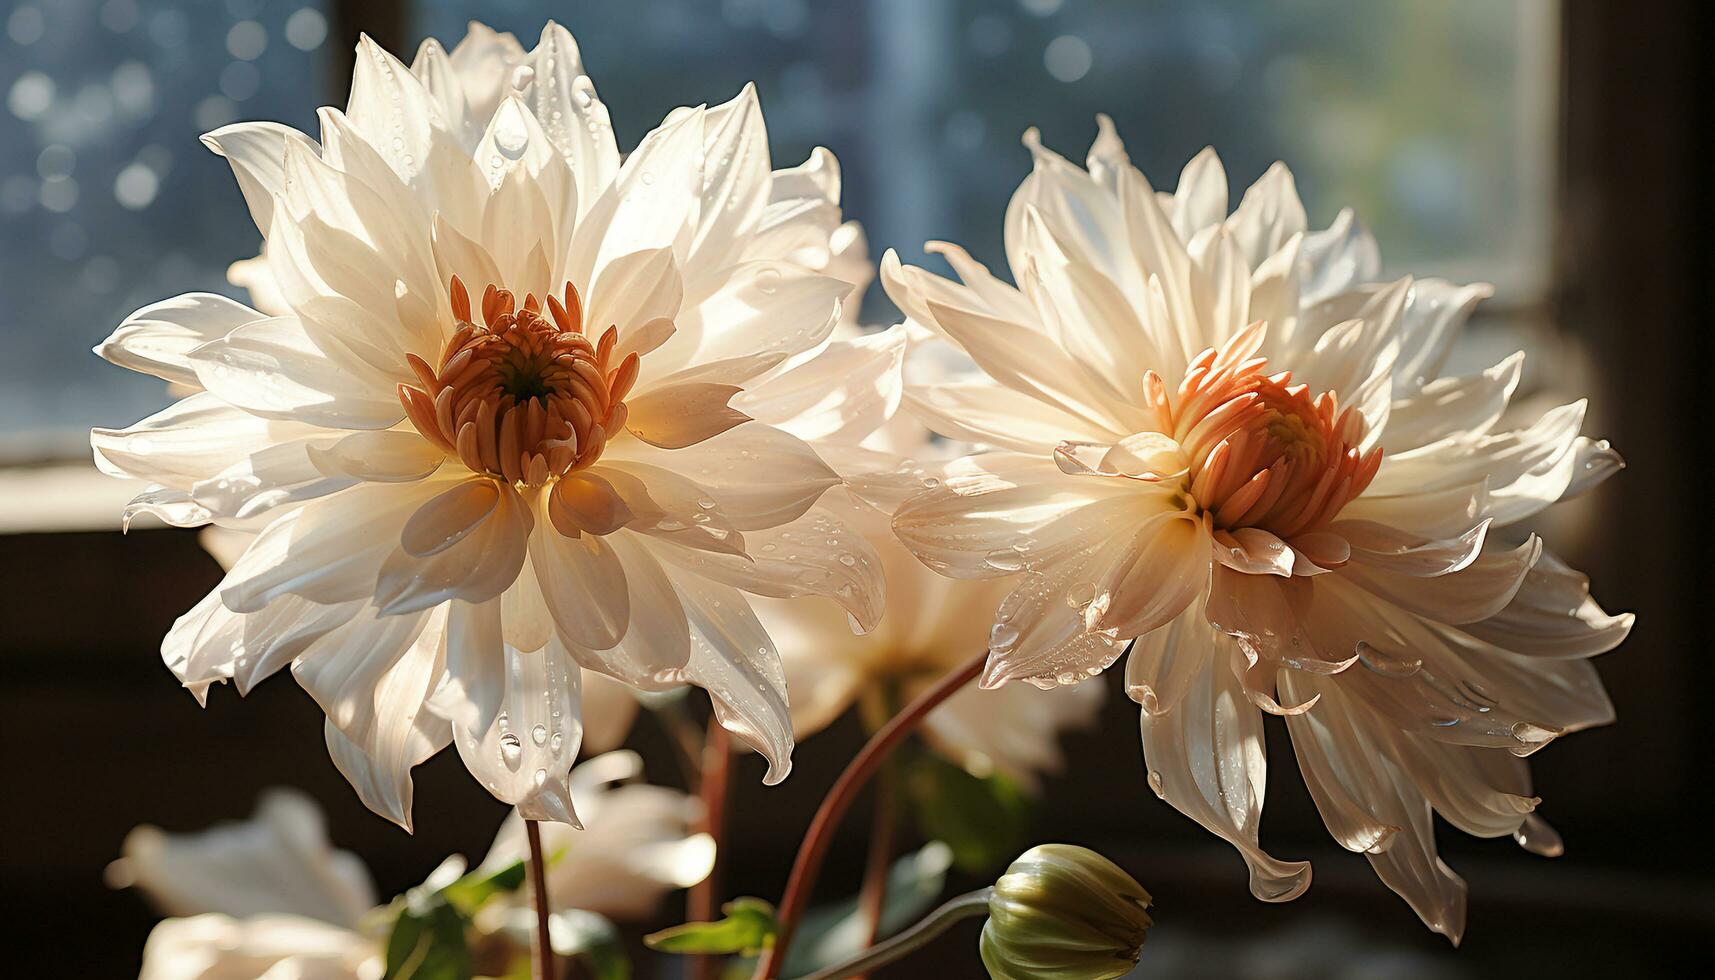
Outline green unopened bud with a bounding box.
[979,844,1153,980]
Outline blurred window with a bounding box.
[0,0,1555,466]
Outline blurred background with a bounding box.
[1,0,1708,976]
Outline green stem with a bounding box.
[791,888,994,980]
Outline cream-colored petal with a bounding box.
[302,607,449,831]
[96,292,267,388]
[623,382,748,449]
[607,422,838,530]
[529,498,630,650]
[1139,656,1312,902]
[1087,512,1209,638]
[112,788,376,926]
[737,324,908,446]
[375,478,533,615]
[451,636,586,824]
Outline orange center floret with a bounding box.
[1142,334,1382,538]
[399,276,640,485]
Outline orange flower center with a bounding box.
[399,276,640,485]
[1142,334,1381,538]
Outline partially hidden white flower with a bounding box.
[475,750,716,922]
[740,324,1101,789]
[92,22,887,828]
[881,117,1632,941]
[115,753,712,980]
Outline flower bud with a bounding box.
[979,844,1153,980]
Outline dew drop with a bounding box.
[838,553,856,566]
[534,768,548,787]
[549,731,564,752]
[571,76,597,108]
[1147,770,1165,798]
[755,267,782,294]
[499,732,523,770]
[1065,580,1095,609]
[509,64,536,92]
[531,723,548,746]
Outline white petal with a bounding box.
[585,247,683,343]
[1140,656,1312,902]
[113,788,375,925]
[1297,207,1380,306]
[686,82,772,276]
[220,480,449,613]
[655,261,849,376]
[656,571,793,784]
[91,391,321,489]
[97,292,267,387]
[307,430,446,483]
[305,608,450,830]
[200,122,319,237]
[902,380,1118,455]
[1224,162,1307,270]
[624,382,748,449]
[452,637,587,824]
[569,532,691,686]
[525,22,619,215]
[528,501,631,650]
[1340,536,1539,625]
[423,599,507,737]
[650,499,886,632]
[376,478,533,615]
[568,105,704,287]
[1279,672,1467,942]
[736,324,907,446]
[1171,146,1229,242]
[892,452,1147,580]
[1126,591,1226,716]
[607,422,838,531]
[1381,352,1523,453]
[188,316,406,430]
[1458,549,1633,658]
[1086,513,1209,638]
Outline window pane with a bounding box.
[413,0,1556,301]
[0,0,332,460]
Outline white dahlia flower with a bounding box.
[92,23,885,828]
[739,324,1101,788]
[881,117,1632,941]
[115,753,712,980]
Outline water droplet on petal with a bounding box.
[499,732,523,770]
[493,101,531,160]
[1147,770,1165,798]
[509,64,536,93]
[755,267,782,294]
[531,724,548,746]
[534,768,548,787]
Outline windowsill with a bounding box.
[0,463,159,535]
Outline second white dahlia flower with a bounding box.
[92,23,884,828]
[882,118,1631,941]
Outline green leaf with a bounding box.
[440,859,526,914]
[552,909,630,980]
[904,752,1033,873]
[644,897,777,956]
[383,892,471,980]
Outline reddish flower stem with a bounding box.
[852,760,898,978]
[689,718,732,980]
[754,650,987,979]
[525,819,555,980]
